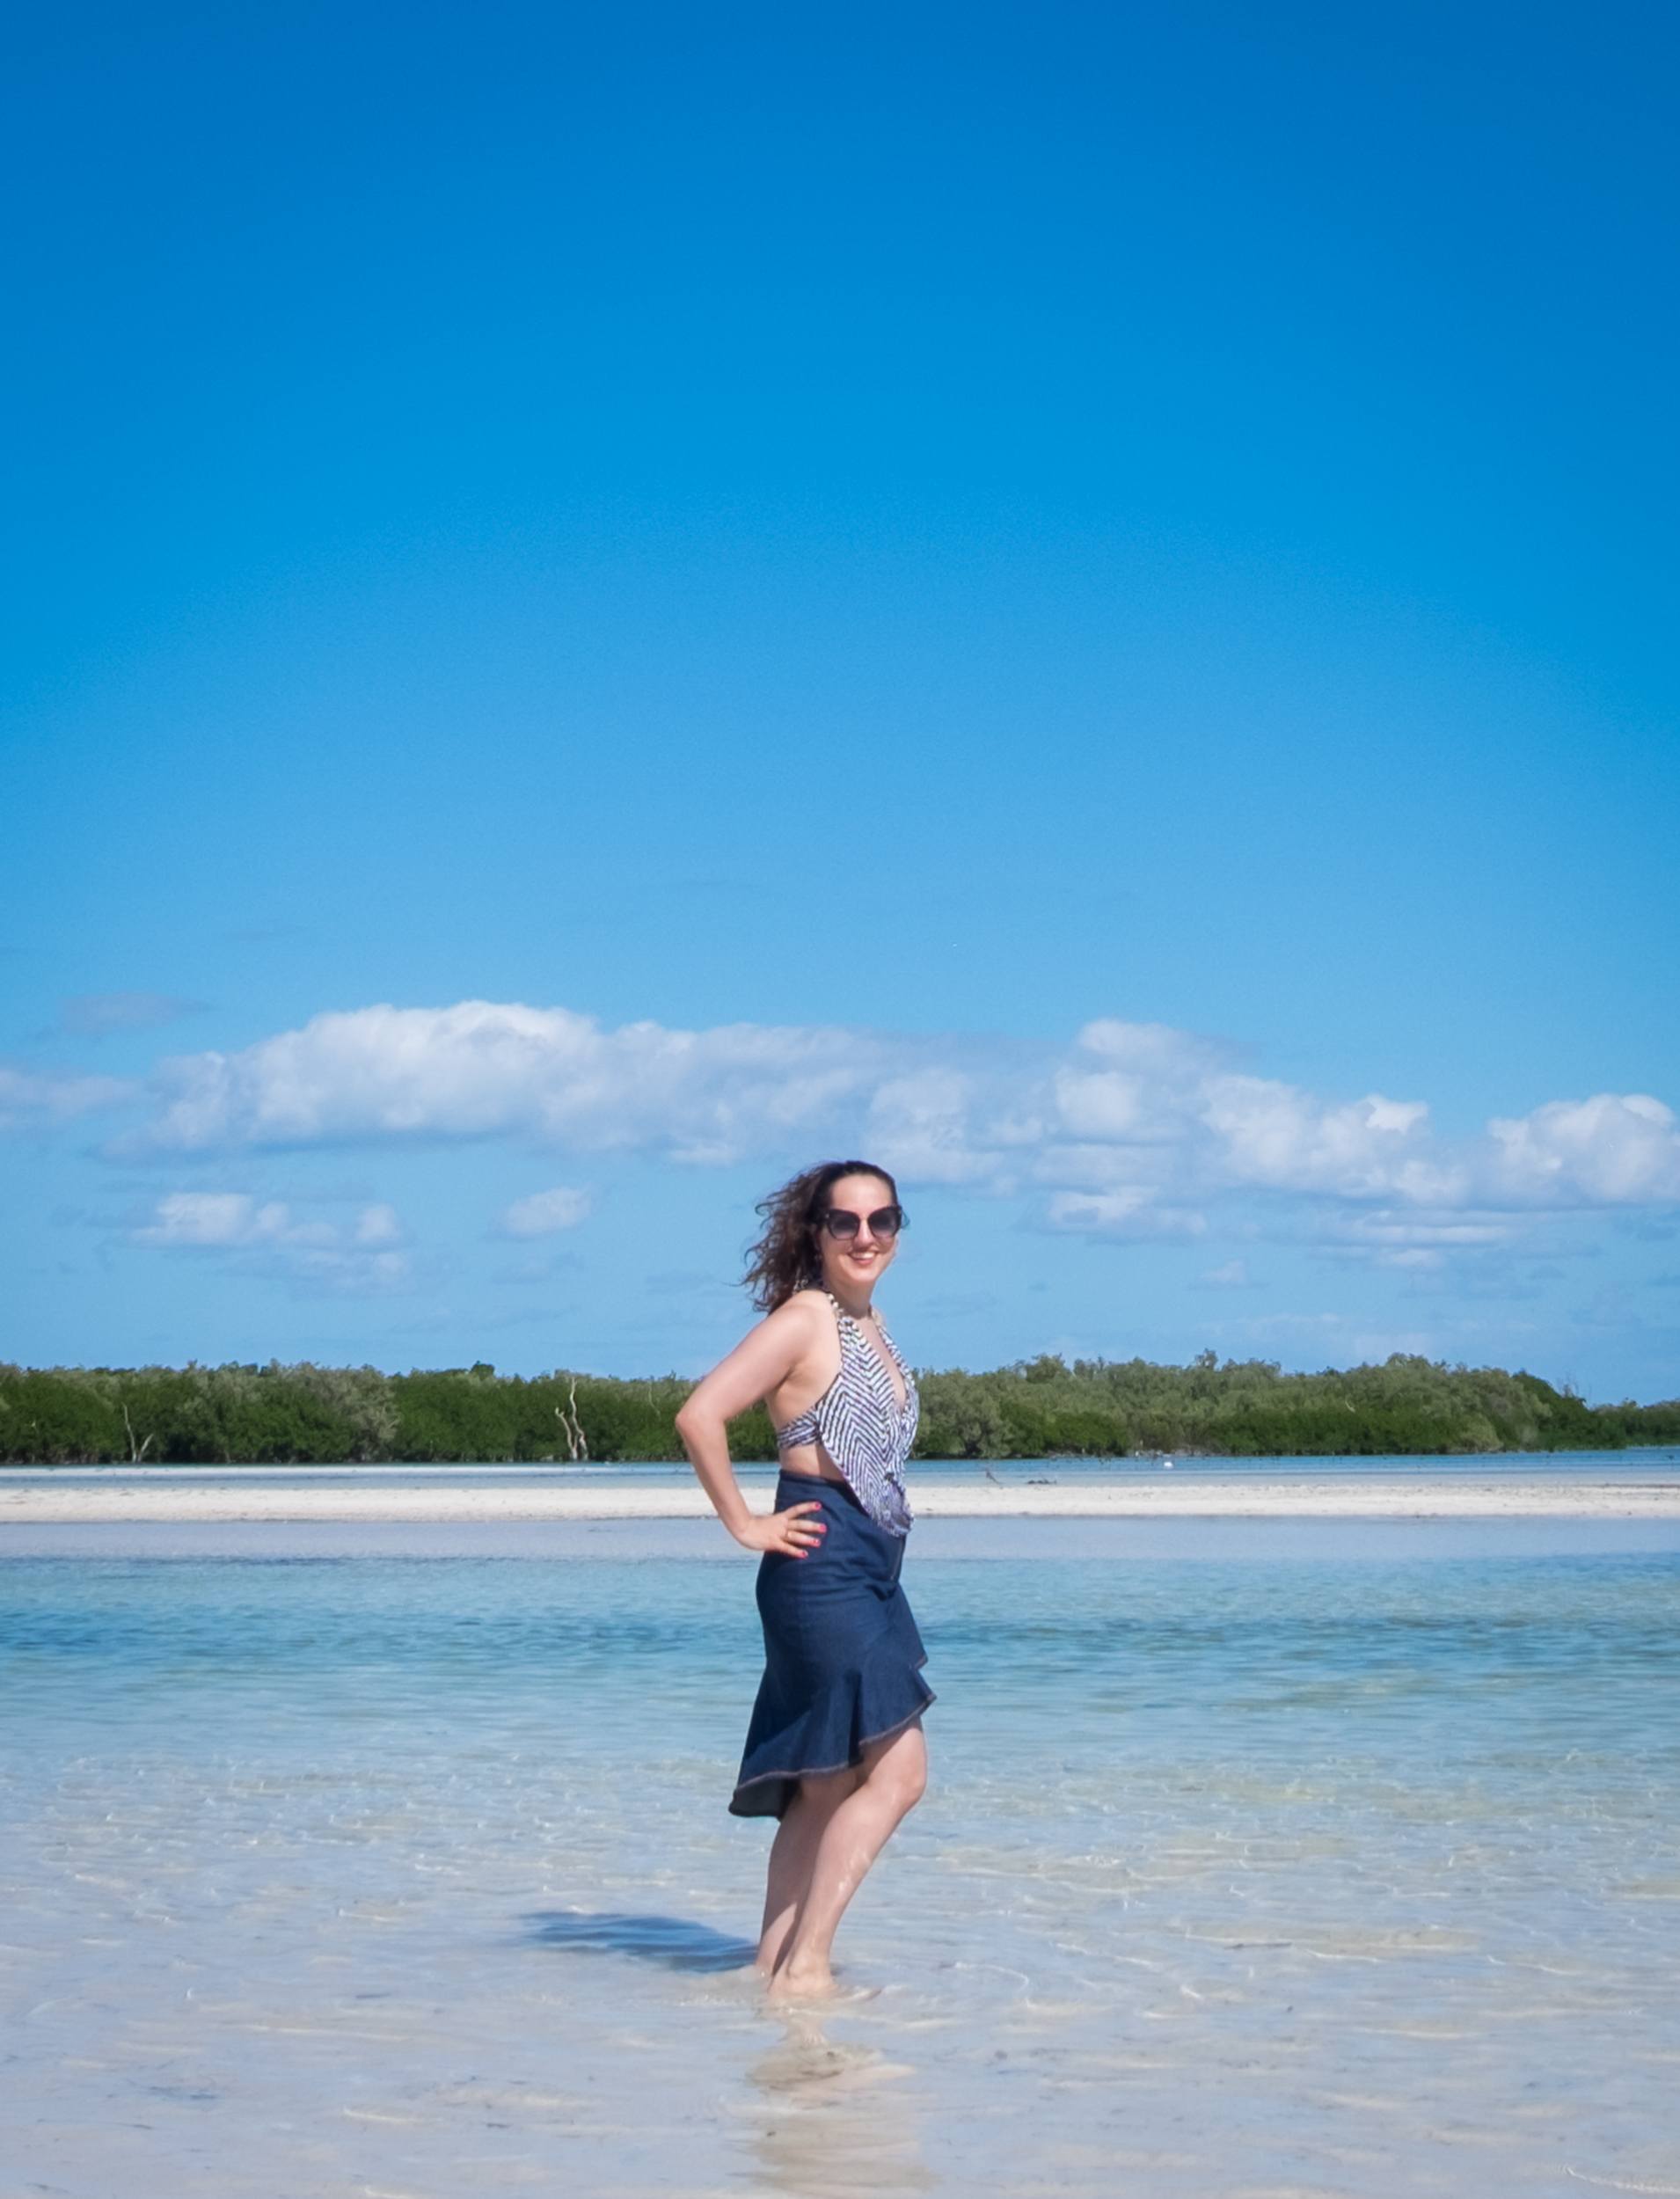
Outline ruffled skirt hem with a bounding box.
[728,1656,935,1819]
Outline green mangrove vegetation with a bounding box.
[2,1351,1676,1465]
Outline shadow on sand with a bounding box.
[522,1909,757,1973]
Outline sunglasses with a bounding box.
[816,1204,905,1242]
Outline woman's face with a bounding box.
[815,1173,900,1296]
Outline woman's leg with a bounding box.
[755,1766,859,1976]
[766,1720,927,1999]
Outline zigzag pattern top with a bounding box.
[776,1290,919,1536]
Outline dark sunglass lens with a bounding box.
[869,1207,902,1237]
[823,1210,860,1238]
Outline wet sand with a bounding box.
[4,1470,1677,1523]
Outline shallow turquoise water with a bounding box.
[7,1442,1680,1487]
[4,1522,1678,2196]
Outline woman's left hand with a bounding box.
[734,1499,829,1557]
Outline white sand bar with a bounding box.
[4,1473,1677,1523]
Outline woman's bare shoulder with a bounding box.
[735,1291,832,1388]
[770,1289,832,1336]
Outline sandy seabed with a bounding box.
[5,1498,1679,2197]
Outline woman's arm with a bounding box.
[676,1299,829,1556]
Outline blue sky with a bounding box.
[4,0,1676,1400]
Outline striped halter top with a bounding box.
[777,1290,919,1536]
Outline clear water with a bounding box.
[7,1443,1680,1487]
[4,1519,1678,2197]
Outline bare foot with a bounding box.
[765,1955,836,2001]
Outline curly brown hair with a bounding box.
[741,1158,905,1312]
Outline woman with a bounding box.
[675,1158,932,2000]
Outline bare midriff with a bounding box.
[774,1436,850,1488]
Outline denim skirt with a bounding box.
[729,1471,934,1820]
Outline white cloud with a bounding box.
[1199,1077,1450,1199]
[866,1071,1007,1187]
[1054,1019,1226,1145]
[1048,1025,1464,1210]
[1076,1019,1231,1078]
[1200,1259,1253,1288]
[0,1063,132,1129]
[499,1186,592,1238]
[133,1193,410,1292]
[137,1192,296,1246]
[1488,1093,1680,1206]
[106,1002,1680,1247]
[1055,1066,1150,1141]
[130,1001,886,1160]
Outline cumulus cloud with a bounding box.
[0,1063,132,1129]
[1199,1078,1449,1199]
[1077,1019,1232,1079]
[865,1070,1010,1187]
[1040,1024,1457,1230]
[1488,1093,1680,1206]
[137,1193,307,1247]
[499,1187,592,1238]
[1046,1027,1678,1227]
[1053,1019,1227,1145]
[133,1192,409,1291]
[128,1001,887,1160]
[103,1002,1680,1255]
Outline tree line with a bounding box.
[2,1351,1676,1465]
